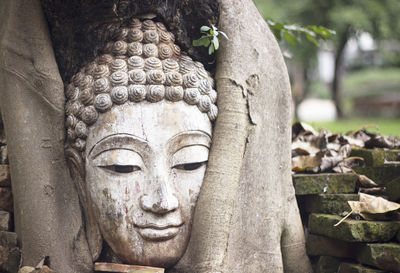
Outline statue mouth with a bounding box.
[135,223,184,241]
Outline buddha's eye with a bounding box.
[100,165,141,173]
[173,161,206,171]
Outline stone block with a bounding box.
[354,164,400,186]
[0,245,21,273]
[307,234,357,258]
[350,148,400,167]
[0,231,18,247]
[0,165,10,187]
[298,194,357,214]
[293,174,358,195]
[357,243,400,272]
[315,256,341,273]
[0,210,10,231]
[0,232,20,273]
[0,187,13,212]
[308,214,400,242]
[386,177,400,202]
[94,262,164,272]
[338,262,387,273]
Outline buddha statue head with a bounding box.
[64,18,217,268]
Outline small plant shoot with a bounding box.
[193,25,229,55]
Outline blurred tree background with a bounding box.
[254,0,400,135]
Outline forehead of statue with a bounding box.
[86,100,212,152]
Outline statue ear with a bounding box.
[65,148,103,261]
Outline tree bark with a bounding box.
[174,0,311,272]
[0,1,92,272]
[332,26,351,119]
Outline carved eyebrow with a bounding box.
[168,131,212,154]
[88,134,149,159]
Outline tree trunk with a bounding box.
[0,0,311,272]
[175,0,311,272]
[0,1,92,272]
[332,26,351,119]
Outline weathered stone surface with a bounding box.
[293,174,358,195]
[307,234,357,258]
[0,187,13,212]
[308,214,400,242]
[357,243,400,272]
[315,256,341,273]
[386,177,400,202]
[354,164,400,186]
[0,232,20,273]
[298,194,357,214]
[350,148,400,167]
[0,165,10,186]
[94,262,164,272]
[0,210,10,231]
[338,262,387,273]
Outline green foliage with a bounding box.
[267,18,335,47]
[193,25,228,55]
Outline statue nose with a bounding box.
[140,176,179,214]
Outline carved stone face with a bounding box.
[85,100,212,267]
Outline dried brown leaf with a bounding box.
[357,174,379,188]
[291,154,322,172]
[292,122,317,140]
[335,193,400,225]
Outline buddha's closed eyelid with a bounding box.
[171,145,209,170]
[92,149,144,173]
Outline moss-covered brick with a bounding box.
[357,243,400,272]
[293,174,358,195]
[353,164,400,186]
[298,194,358,214]
[308,214,400,242]
[350,148,400,167]
[338,262,387,273]
[307,234,358,258]
[315,256,342,273]
[386,177,400,202]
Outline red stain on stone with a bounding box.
[135,181,140,193]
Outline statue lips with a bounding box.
[135,222,184,241]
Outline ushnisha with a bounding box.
[65,18,218,154]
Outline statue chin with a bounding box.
[84,101,212,267]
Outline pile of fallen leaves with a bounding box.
[291,122,400,224]
[292,122,400,174]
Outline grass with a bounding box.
[306,118,400,137]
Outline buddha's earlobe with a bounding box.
[65,148,85,179]
[65,148,103,261]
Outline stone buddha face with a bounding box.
[85,101,211,266]
[64,19,217,268]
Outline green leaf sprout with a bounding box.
[193,25,229,55]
